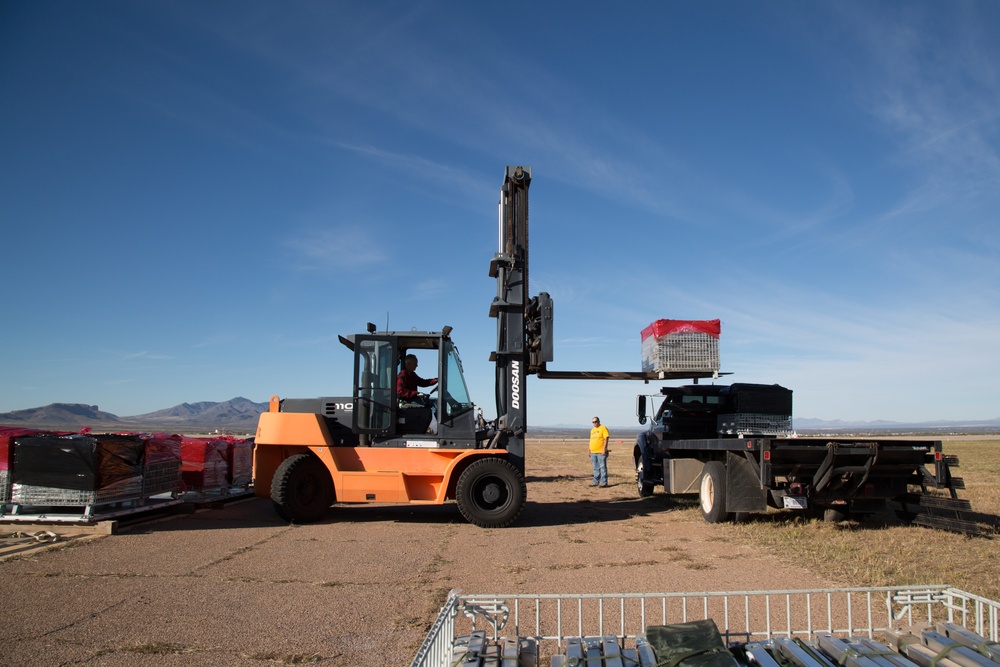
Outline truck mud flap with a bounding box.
[726,451,766,513]
[889,493,999,536]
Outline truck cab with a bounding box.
[634,383,793,498]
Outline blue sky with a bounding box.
[2,1,998,428]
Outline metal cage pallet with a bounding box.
[142,460,182,497]
[1,472,183,522]
[0,496,184,522]
[717,413,794,437]
[411,586,1000,667]
[9,477,145,506]
[641,332,720,373]
[177,485,253,504]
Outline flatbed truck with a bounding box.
[633,382,977,532]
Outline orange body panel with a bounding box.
[253,409,501,505]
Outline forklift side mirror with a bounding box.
[637,395,647,425]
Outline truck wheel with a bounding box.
[271,453,334,523]
[456,457,526,528]
[699,461,731,523]
[635,456,654,497]
[823,507,849,523]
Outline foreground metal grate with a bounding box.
[411,586,1000,667]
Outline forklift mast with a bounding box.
[489,165,554,474]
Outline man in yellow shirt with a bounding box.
[589,416,610,487]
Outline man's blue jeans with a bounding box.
[590,452,608,485]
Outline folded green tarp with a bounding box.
[645,619,740,667]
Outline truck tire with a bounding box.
[699,461,731,523]
[271,453,335,524]
[635,455,654,497]
[823,507,849,523]
[456,457,526,528]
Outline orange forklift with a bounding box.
[253,166,551,527]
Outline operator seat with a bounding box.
[397,403,433,434]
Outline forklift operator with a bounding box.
[397,354,438,406]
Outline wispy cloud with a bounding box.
[122,351,173,361]
[283,225,388,271]
[407,278,449,301]
[839,4,1000,216]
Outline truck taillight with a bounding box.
[763,451,771,461]
[935,451,942,460]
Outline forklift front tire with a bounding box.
[456,457,526,528]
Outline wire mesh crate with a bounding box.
[642,332,720,373]
[0,469,9,505]
[411,586,1000,667]
[142,460,182,497]
[718,413,794,437]
[641,320,721,374]
[10,476,144,507]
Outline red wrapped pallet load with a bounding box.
[141,434,183,496]
[180,437,229,490]
[144,434,182,463]
[641,319,721,373]
[224,438,253,487]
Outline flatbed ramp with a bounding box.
[412,587,1000,667]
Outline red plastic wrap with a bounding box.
[180,437,229,489]
[641,319,721,341]
[226,438,253,486]
[142,434,182,464]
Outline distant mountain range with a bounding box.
[1,399,998,436]
[0,398,267,433]
[793,416,1000,432]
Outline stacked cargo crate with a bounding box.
[141,434,183,497]
[0,428,253,518]
[9,433,146,508]
[179,436,253,495]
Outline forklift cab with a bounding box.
[340,326,477,444]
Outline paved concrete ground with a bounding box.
[0,445,832,666]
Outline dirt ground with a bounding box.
[0,441,836,666]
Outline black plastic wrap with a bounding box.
[724,383,793,416]
[12,434,145,491]
[93,434,145,488]
[12,435,97,490]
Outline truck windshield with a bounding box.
[442,342,473,420]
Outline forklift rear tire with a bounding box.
[699,461,731,523]
[271,453,335,524]
[456,457,526,528]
